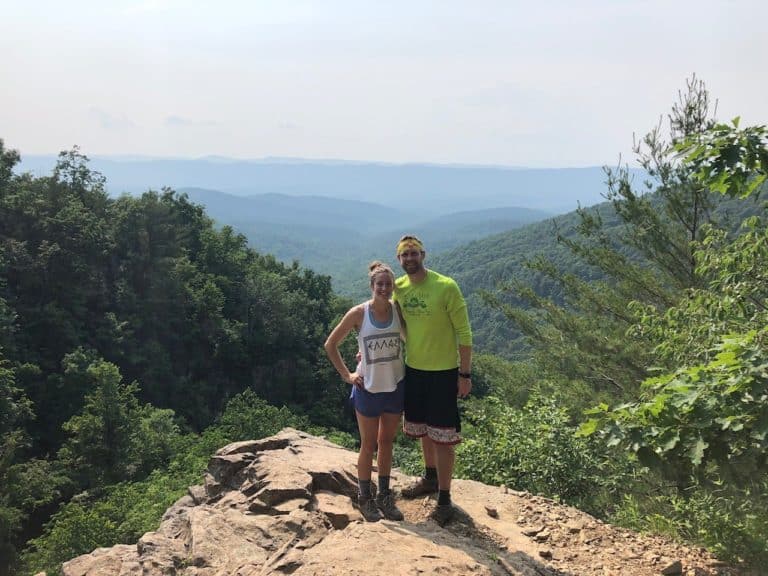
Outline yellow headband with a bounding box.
[396,239,424,255]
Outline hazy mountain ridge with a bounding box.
[180,187,411,230]
[17,155,637,215]
[175,187,552,297]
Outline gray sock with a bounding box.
[359,479,373,499]
[378,475,391,494]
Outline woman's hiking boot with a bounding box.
[357,496,382,522]
[400,475,438,498]
[375,490,404,521]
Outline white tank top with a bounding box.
[357,301,405,393]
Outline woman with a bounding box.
[324,261,405,522]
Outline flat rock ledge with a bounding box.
[57,428,738,576]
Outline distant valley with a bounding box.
[17,155,634,214]
[17,154,640,297]
[179,187,552,297]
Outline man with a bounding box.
[393,235,472,526]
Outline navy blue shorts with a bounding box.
[351,380,405,418]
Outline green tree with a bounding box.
[678,118,768,199]
[481,84,768,562]
[497,77,730,402]
[0,139,20,186]
[215,388,310,441]
[57,359,141,487]
[0,352,33,574]
[574,120,768,565]
[0,146,114,454]
[57,356,180,489]
[583,121,768,482]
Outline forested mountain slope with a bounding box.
[178,187,551,297]
[432,191,762,357]
[0,142,357,573]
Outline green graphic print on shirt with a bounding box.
[394,269,472,371]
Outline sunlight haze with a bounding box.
[2,0,765,167]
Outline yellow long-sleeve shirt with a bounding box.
[393,269,472,371]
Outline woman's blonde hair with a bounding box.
[368,260,395,285]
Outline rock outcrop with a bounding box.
[61,429,737,576]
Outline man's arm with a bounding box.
[458,344,472,398]
[445,279,472,348]
[446,279,473,397]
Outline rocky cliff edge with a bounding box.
[56,428,737,576]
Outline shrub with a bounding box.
[456,395,633,511]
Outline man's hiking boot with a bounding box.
[357,496,382,522]
[431,503,455,527]
[400,476,438,498]
[376,490,404,521]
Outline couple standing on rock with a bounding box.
[325,235,473,526]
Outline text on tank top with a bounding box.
[357,301,405,393]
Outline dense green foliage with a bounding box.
[0,142,351,574]
[457,396,634,511]
[20,389,315,576]
[1,146,339,433]
[679,118,768,199]
[580,121,768,484]
[473,79,768,564]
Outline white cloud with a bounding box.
[121,0,176,16]
[88,107,137,131]
[164,115,218,128]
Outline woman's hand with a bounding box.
[346,371,364,389]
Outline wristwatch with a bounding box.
[458,371,472,379]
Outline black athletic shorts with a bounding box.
[402,365,461,445]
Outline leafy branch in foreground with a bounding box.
[677,118,768,199]
[581,329,767,483]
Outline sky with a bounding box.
[1,0,766,168]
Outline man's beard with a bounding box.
[401,261,423,274]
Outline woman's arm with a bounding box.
[324,305,364,386]
[395,301,407,341]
